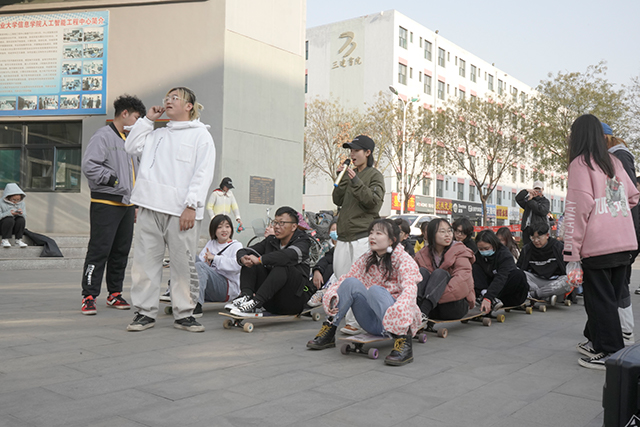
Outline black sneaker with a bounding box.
[127,312,155,331]
[307,321,337,349]
[576,340,597,357]
[384,333,414,366]
[224,294,251,311]
[578,352,609,371]
[230,299,265,317]
[193,302,203,318]
[174,316,204,332]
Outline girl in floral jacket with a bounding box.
[306,219,422,366]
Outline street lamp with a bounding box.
[389,85,419,215]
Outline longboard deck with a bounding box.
[338,333,426,360]
[219,308,321,332]
[420,311,491,338]
[339,333,390,344]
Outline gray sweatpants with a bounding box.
[130,208,200,320]
[524,271,572,299]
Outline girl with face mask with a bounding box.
[471,230,529,315]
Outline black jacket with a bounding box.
[517,238,566,278]
[515,190,550,232]
[463,237,477,254]
[474,245,516,301]
[237,228,311,280]
[312,247,334,283]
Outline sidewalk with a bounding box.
[1,267,638,427]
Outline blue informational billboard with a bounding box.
[0,11,109,116]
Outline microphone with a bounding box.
[334,159,351,187]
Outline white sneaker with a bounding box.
[1,239,10,248]
[229,299,265,317]
[15,239,27,248]
[623,332,635,346]
[225,294,251,311]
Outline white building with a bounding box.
[304,10,566,226]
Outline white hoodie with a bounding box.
[125,116,215,220]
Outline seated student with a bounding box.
[192,214,243,317]
[306,219,422,366]
[394,218,415,257]
[413,220,429,254]
[472,230,529,314]
[228,206,314,316]
[516,221,572,300]
[308,221,338,307]
[1,183,28,248]
[414,218,476,321]
[452,217,477,254]
[496,227,520,261]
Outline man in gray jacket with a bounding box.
[80,95,146,315]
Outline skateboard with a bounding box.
[527,294,573,312]
[219,308,321,333]
[419,311,492,338]
[338,332,428,360]
[160,300,225,316]
[494,304,534,322]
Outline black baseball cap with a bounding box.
[220,177,234,189]
[343,135,375,152]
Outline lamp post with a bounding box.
[389,85,419,215]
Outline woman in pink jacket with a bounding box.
[414,218,476,321]
[306,219,422,366]
[565,114,639,370]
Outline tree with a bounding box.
[432,95,529,225]
[304,97,364,181]
[528,61,628,172]
[625,74,640,155]
[364,92,439,212]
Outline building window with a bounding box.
[445,180,449,191]
[424,75,432,95]
[459,59,466,78]
[498,79,504,95]
[305,40,308,60]
[488,74,494,91]
[0,122,82,192]
[437,80,445,100]
[457,183,464,200]
[419,37,422,47]
[398,63,407,85]
[305,73,308,93]
[409,67,413,79]
[511,166,517,182]
[419,71,422,82]
[399,26,408,49]
[469,185,475,202]
[423,178,431,196]
[410,32,413,43]
[520,92,527,107]
[436,179,443,197]
[497,190,502,205]
[520,169,525,182]
[459,90,465,100]
[470,64,477,82]
[512,194,516,207]
[438,48,446,67]
[511,86,518,102]
[424,41,432,61]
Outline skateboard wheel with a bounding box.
[482,317,491,327]
[461,319,469,324]
[243,323,254,333]
[564,299,572,307]
[164,306,173,315]
[525,306,533,314]
[368,348,379,359]
[340,343,350,355]
[437,328,448,338]
[417,333,428,344]
[550,295,557,306]
[505,309,511,313]
[539,305,547,313]
[497,314,506,323]
[223,319,233,329]
[312,312,321,321]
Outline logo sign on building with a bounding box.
[508,207,521,222]
[485,204,496,219]
[391,192,415,212]
[414,195,435,214]
[496,205,509,220]
[0,11,109,116]
[332,30,363,70]
[436,198,452,215]
[451,201,483,219]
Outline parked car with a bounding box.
[387,214,436,236]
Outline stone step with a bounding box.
[0,246,87,259]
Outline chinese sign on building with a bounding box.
[435,198,452,215]
[0,11,109,116]
[391,192,415,212]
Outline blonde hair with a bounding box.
[604,134,628,150]
[165,86,204,120]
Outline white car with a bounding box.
[387,214,437,236]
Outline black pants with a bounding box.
[417,267,467,319]
[582,264,627,354]
[473,265,529,307]
[81,203,135,298]
[1,215,25,239]
[240,264,311,315]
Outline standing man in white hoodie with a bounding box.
[124,87,215,332]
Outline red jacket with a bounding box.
[414,241,476,308]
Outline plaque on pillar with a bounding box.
[249,176,275,205]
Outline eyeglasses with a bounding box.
[162,95,185,105]
[453,229,465,235]
[438,228,453,235]
[271,220,296,228]
[531,235,546,241]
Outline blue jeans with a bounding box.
[195,259,229,304]
[332,278,395,336]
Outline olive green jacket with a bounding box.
[332,166,385,241]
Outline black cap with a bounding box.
[343,135,375,152]
[220,177,234,189]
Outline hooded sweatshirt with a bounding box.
[1,183,26,220]
[124,116,215,220]
[198,239,243,300]
[563,154,639,262]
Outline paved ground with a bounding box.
[2,267,639,427]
